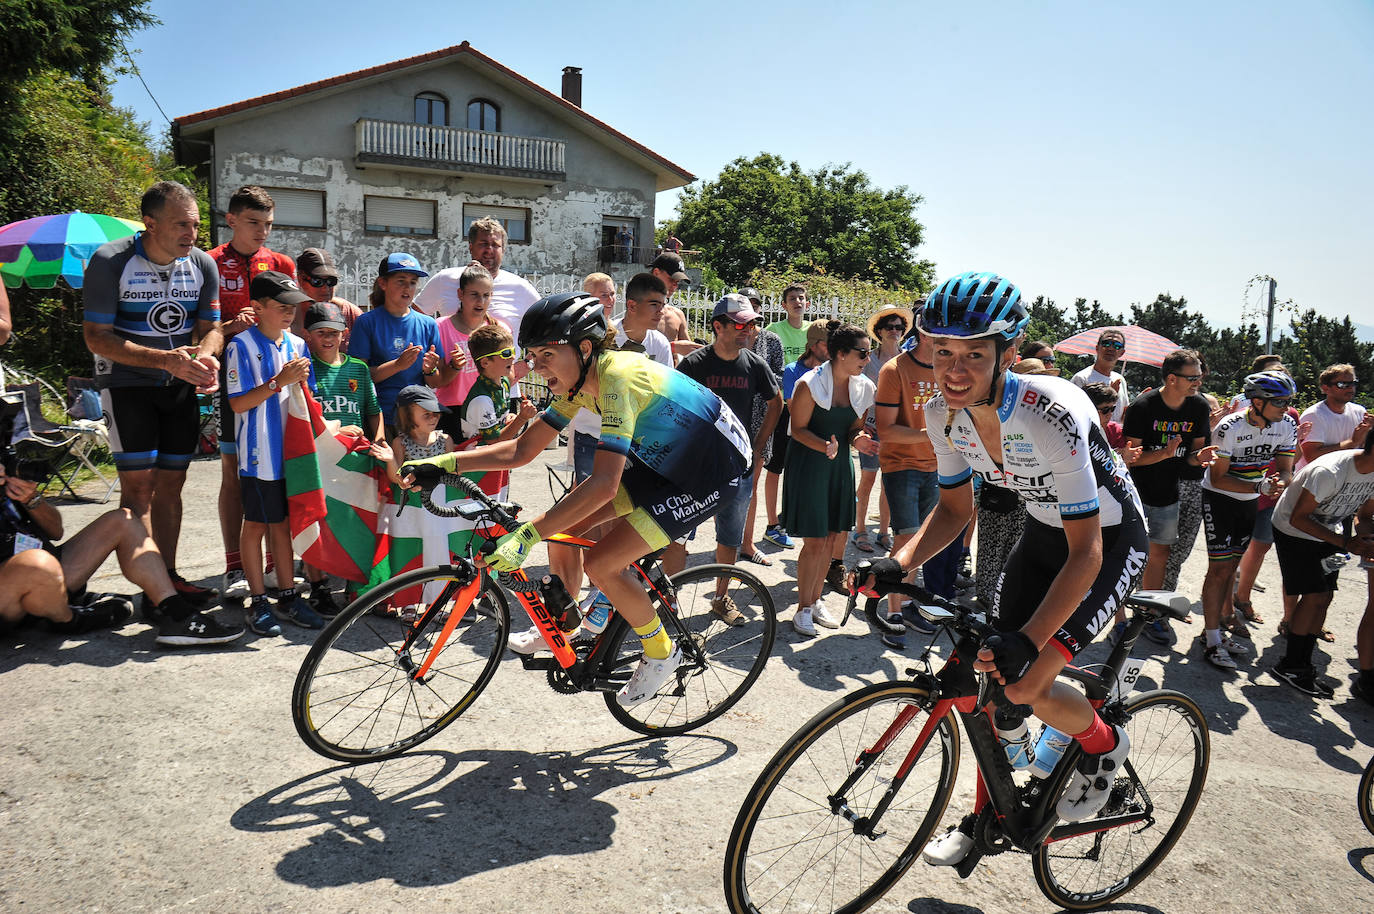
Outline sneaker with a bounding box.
[507,624,544,655]
[221,569,250,601]
[825,562,847,593]
[1057,726,1131,822]
[958,552,973,578]
[793,606,817,638]
[244,600,281,637]
[1219,633,1250,655]
[1271,664,1335,698]
[812,600,842,629]
[1352,677,1374,706]
[900,601,939,635]
[168,571,217,605]
[309,586,343,617]
[1141,619,1172,645]
[1105,620,1129,648]
[710,595,747,627]
[616,643,684,707]
[156,611,244,646]
[881,613,906,651]
[50,595,134,634]
[922,815,976,866]
[763,525,795,549]
[1203,642,1238,670]
[279,595,325,629]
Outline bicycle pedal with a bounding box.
[954,848,984,879]
[519,655,555,671]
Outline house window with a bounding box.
[263,188,325,229]
[365,195,436,237]
[600,217,640,264]
[414,92,448,125]
[466,98,500,132]
[464,204,529,245]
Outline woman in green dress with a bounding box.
[782,323,878,636]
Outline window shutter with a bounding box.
[267,188,325,228]
[365,197,435,235]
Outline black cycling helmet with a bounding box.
[1242,369,1297,402]
[519,291,608,351]
[519,291,609,397]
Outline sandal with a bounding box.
[1277,620,1290,636]
[1223,614,1251,639]
[1320,628,1336,643]
[850,531,875,553]
[1233,598,1264,625]
[875,532,893,551]
[742,549,773,567]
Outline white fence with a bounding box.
[355,119,565,175]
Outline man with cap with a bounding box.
[649,252,702,359]
[349,253,442,439]
[291,248,362,348]
[663,294,782,603]
[414,217,540,343]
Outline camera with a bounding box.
[0,391,56,483]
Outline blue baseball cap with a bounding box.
[378,252,429,277]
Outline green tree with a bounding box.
[0,0,156,90]
[667,154,934,290]
[1278,309,1374,405]
[1023,295,1073,353]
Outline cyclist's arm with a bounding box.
[1206,455,1259,494]
[525,448,627,538]
[1021,512,1104,652]
[417,414,558,475]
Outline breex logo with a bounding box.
[148,300,188,334]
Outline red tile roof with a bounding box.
[175,41,693,185]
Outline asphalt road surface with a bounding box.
[3,455,1373,913]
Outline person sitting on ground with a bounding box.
[0,459,242,645]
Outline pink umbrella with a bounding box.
[1054,325,1180,367]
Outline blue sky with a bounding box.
[111,0,1373,332]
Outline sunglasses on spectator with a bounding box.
[848,348,872,359]
[305,276,339,288]
[1172,373,1204,381]
[728,320,758,331]
[1330,380,1359,389]
[1098,340,1125,350]
[1035,355,1056,364]
[1096,404,1117,414]
[876,320,906,332]
[477,346,516,361]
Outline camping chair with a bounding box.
[2,377,117,503]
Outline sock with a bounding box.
[633,617,673,660]
[1205,628,1223,648]
[1072,713,1118,754]
[274,587,297,603]
[224,551,242,573]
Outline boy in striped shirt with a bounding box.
[226,271,325,636]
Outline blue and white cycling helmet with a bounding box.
[916,272,1029,342]
[1242,370,1296,401]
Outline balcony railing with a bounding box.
[355,119,566,182]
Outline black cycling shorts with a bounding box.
[613,460,748,551]
[1272,528,1341,595]
[102,384,199,472]
[1201,490,1257,562]
[993,514,1148,661]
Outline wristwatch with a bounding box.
[268,377,279,391]
[24,493,43,509]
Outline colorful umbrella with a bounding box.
[1054,325,1181,368]
[0,211,144,262]
[0,244,91,289]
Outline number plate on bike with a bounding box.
[1109,657,1145,701]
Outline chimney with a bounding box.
[561,66,582,107]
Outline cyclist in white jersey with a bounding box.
[857,272,1148,862]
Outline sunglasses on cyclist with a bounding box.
[304,276,339,288]
[477,346,517,361]
[1263,398,1292,408]
[1330,380,1359,389]
[1098,339,1125,350]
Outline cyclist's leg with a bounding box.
[585,520,658,629]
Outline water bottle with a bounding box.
[1321,552,1352,574]
[1028,725,1073,779]
[538,574,582,632]
[994,708,1035,771]
[580,588,613,635]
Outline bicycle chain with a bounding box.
[546,640,594,694]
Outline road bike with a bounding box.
[1359,753,1374,835]
[724,577,1209,913]
[292,473,776,763]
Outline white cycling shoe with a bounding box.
[506,625,543,655]
[617,643,683,707]
[922,815,975,866]
[1057,725,1131,822]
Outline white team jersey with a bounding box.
[226,327,312,480]
[1272,449,1374,541]
[929,373,1143,529]
[1200,408,1297,501]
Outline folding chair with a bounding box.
[4,379,117,503]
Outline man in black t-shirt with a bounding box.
[1123,350,1213,592]
[662,295,782,598]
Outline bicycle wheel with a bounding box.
[603,563,777,736]
[724,681,959,914]
[1359,755,1374,836]
[1032,689,1210,909]
[292,565,510,763]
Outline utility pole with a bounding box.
[1265,277,1276,353]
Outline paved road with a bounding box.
[3,455,1373,913]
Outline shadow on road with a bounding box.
[231,735,734,888]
